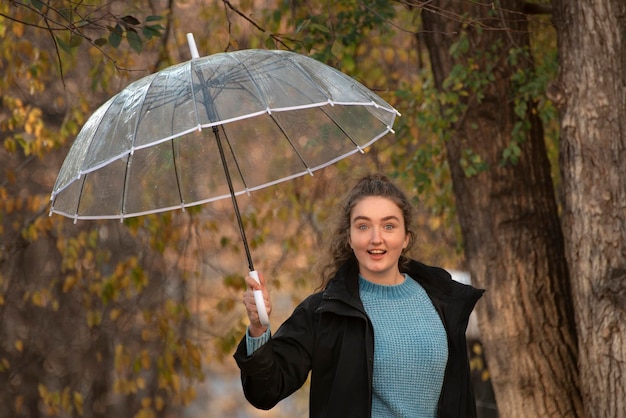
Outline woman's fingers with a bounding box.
[243,272,271,333]
[245,274,261,290]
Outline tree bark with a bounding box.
[420,1,584,416]
[553,1,626,416]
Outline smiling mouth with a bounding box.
[368,249,386,255]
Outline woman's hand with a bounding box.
[243,271,272,337]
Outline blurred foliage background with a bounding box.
[1,0,558,416]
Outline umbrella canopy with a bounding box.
[50,41,400,325]
[50,48,399,221]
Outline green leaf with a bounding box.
[295,19,310,34]
[55,36,71,54]
[121,15,141,26]
[310,23,330,33]
[108,25,123,48]
[57,8,73,22]
[69,34,82,48]
[30,0,45,11]
[94,38,108,47]
[142,25,163,40]
[145,15,163,22]
[126,29,142,53]
[330,40,343,58]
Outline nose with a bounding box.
[370,226,382,244]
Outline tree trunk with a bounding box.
[553,1,626,416]
[420,1,584,416]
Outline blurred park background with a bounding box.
[2,1,625,417]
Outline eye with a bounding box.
[357,224,369,230]
[383,223,395,230]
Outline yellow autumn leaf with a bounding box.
[182,386,197,404]
[109,308,121,321]
[14,395,24,413]
[12,21,24,37]
[135,408,156,418]
[62,275,77,292]
[383,48,395,65]
[5,198,14,214]
[14,340,23,352]
[86,310,102,328]
[187,344,201,367]
[73,391,84,416]
[141,329,151,342]
[170,374,180,393]
[61,387,71,410]
[140,350,151,369]
[154,396,164,411]
[1,358,10,371]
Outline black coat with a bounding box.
[234,259,484,417]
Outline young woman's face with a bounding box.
[348,196,409,284]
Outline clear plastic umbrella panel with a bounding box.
[50,36,400,324]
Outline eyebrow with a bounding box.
[352,215,401,223]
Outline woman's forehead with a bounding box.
[351,196,403,219]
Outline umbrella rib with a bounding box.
[72,173,89,223]
[188,58,203,126]
[166,70,186,208]
[120,73,160,218]
[171,138,185,207]
[268,113,314,174]
[283,53,397,135]
[264,54,377,156]
[285,52,398,118]
[224,54,292,188]
[220,126,252,193]
[316,105,363,150]
[120,154,132,219]
[200,53,267,193]
[284,54,337,102]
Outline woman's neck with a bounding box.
[359,270,405,286]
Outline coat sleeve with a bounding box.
[233,297,318,410]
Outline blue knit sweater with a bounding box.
[359,275,449,418]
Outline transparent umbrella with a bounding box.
[50,34,400,324]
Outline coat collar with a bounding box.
[322,258,484,321]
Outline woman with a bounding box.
[234,173,484,418]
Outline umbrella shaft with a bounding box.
[213,126,255,272]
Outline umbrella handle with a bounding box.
[250,270,270,326]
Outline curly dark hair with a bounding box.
[319,173,416,288]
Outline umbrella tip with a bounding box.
[186,33,200,59]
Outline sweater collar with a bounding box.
[324,258,483,309]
